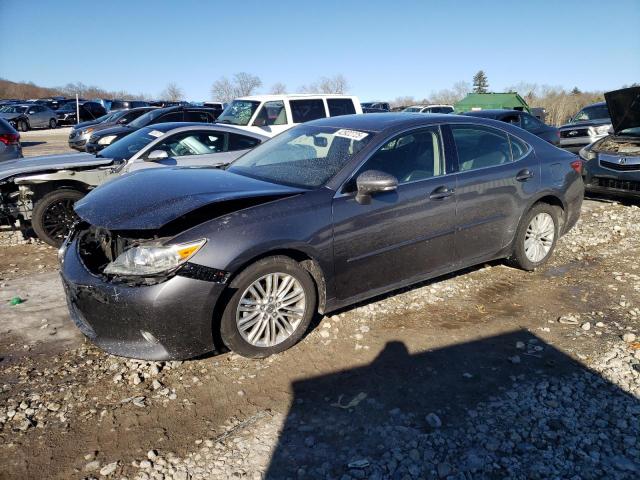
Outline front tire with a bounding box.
[220,256,317,358]
[49,118,57,129]
[31,189,84,247]
[510,203,559,271]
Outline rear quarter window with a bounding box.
[327,98,356,117]
[509,135,530,160]
[290,99,326,123]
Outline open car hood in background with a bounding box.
[605,86,640,135]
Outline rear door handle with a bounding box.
[429,186,455,200]
[516,169,534,181]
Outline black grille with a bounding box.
[600,159,640,171]
[560,128,589,138]
[69,131,77,139]
[593,177,640,192]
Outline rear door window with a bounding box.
[290,99,326,123]
[451,125,513,171]
[184,110,214,123]
[327,98,356,117]
[152,111,183,124]
[521,113,544,132]
[228,133,262,151]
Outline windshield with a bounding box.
[96,112,116,123]
[573,105,610,122]
[227,124,373,188]
[216,100,260,125]
[128,109,164,129]
[58,103,77,112]
[0,106,28,113]
[403,107,421,112]
[98,127,162,161]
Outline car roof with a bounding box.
[582,101,607,108]
[236,94,358,102]
[464,109,525,117]
[307,112,473,132]
[140,122,268,139]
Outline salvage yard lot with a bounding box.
[1,129,639,479]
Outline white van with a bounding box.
[215,94,362,137]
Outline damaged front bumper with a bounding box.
[60,235,228,360]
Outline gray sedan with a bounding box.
[0,104,58,131]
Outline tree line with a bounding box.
[3,72,634,126]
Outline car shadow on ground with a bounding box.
[264,330,639,479]
[20,141,47,148]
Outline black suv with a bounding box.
[56,101,107,125]
[85,106,220,152]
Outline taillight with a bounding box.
[570,159,583,175]
[0,133,20,146]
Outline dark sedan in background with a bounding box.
[68,107,156,150]
[464,109,560,145]
[580,86,640,199]
[61,113,583,361]
[56,101,107,125]
[85,106,220,152]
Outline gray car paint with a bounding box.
[61,113,584,360]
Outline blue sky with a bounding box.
[1,0,638,101]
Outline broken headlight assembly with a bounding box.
[579,144,597,161]
[104,239,206,276]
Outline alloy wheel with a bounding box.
[41,198,79,243]
[236,272,306,348]
[524,212,555,263]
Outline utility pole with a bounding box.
[76,93,80,125]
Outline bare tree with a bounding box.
[390,96,416,108]
[300,74,349,94]
[160,83,184,102]
[210,72,263,102]
[270,82,287,94]
[234,72,262,97]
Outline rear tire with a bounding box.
[31,189,84,247]
[220,256,317,358]
[49,118,57,129]
[17,119,29,132]
[510,203,559,271]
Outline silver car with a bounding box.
[0,118,22,162]
[0,122,266,246]
[0,103,58,131]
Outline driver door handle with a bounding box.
[516,169,534,181]
[429,186,455,200]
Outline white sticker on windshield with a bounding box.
[148,130,164,138]
[334,129,369,141]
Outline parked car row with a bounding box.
[6,86,640,361]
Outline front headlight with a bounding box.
[594,125,612,135]
[98,135,117,145]
[579,145,597,161]
[104,239,206,276]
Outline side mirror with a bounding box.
[28,110,35,114]
[146,150,169,161]
[355,170,398,204]
[117,118,128,124]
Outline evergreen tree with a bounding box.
[571,86,582,95]
[472,71,489,93]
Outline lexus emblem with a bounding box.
[568,130,578,136]
[618,157,627,165]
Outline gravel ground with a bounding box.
[0,129,638,479]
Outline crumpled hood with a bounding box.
[605,86,640,135]
[0,152,114,182]
[0,112,22,121]
[74,167,305,230]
